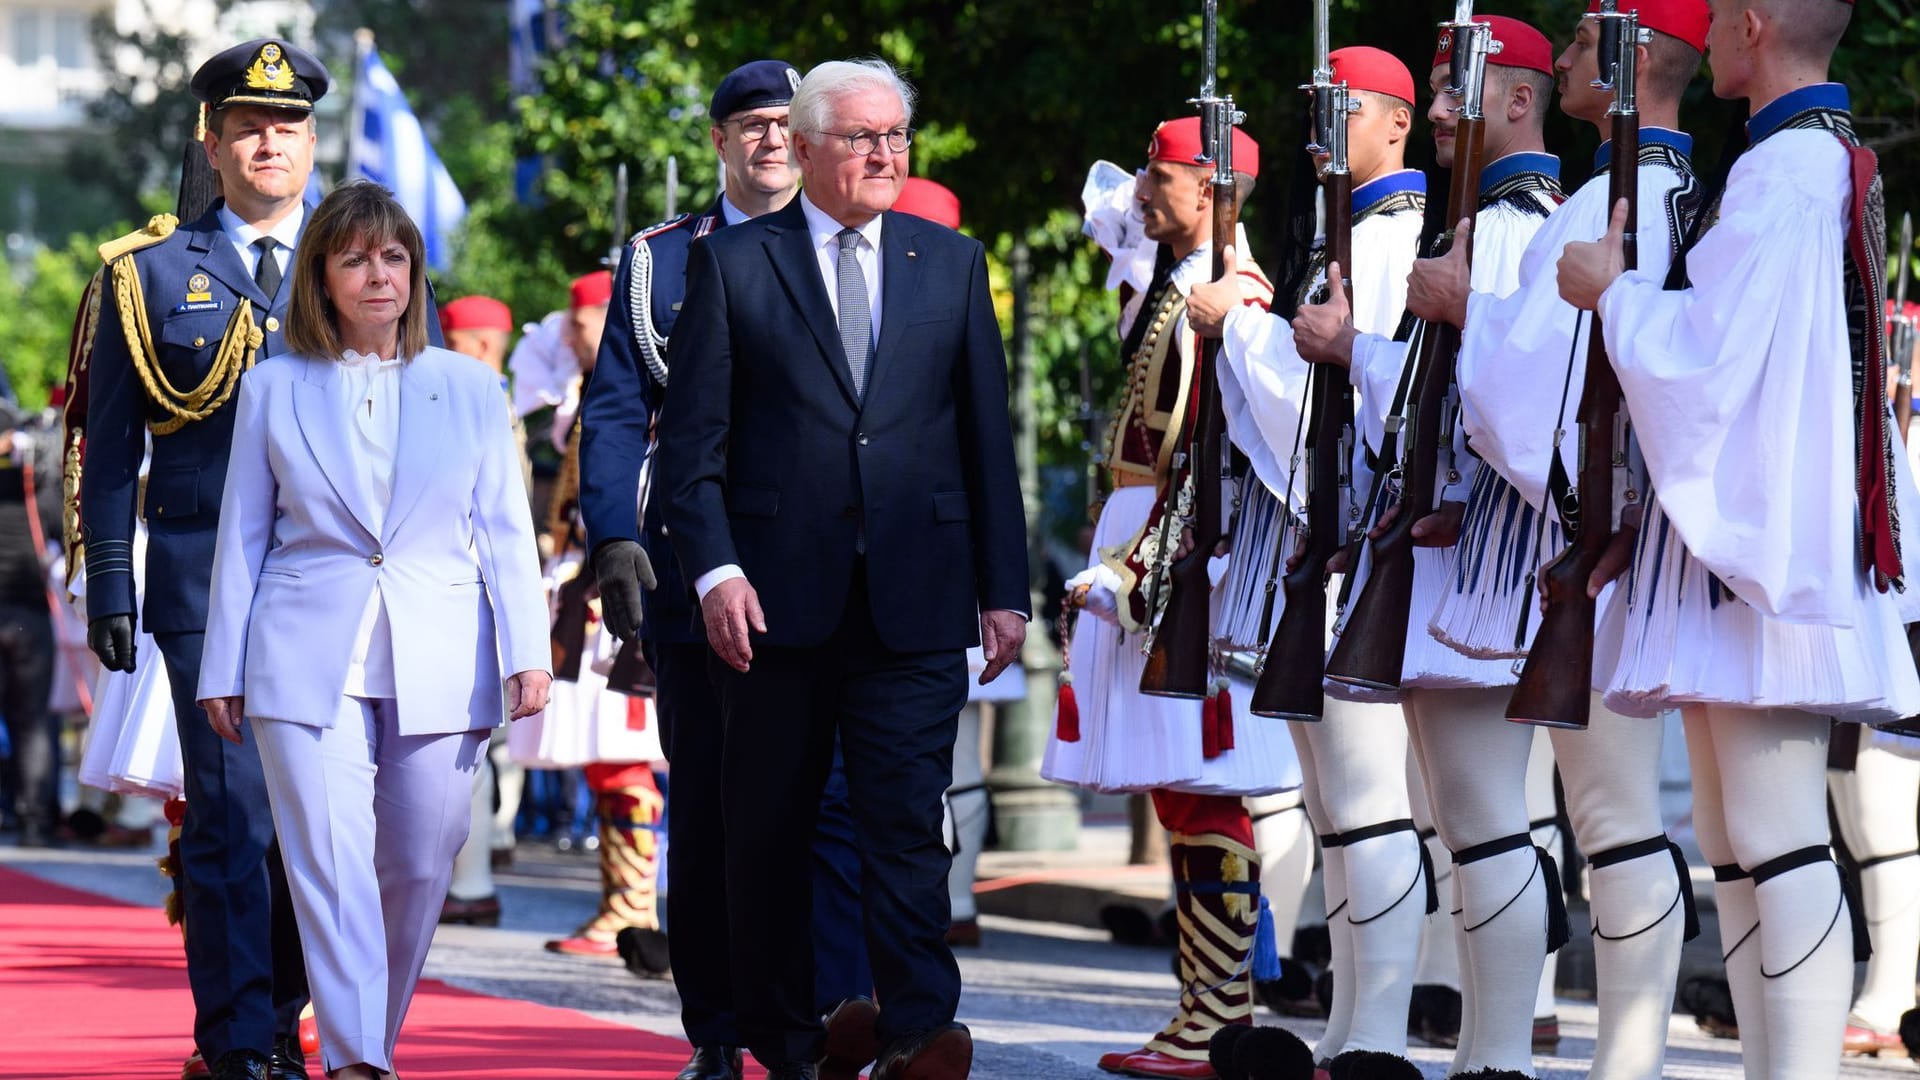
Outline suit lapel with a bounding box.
[384,358,449,542]
[185,204,270,309]
[292,358,379,538]
[763,204,860,407]
[863,212,920,407]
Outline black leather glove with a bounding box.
[88,614,137,673]
[592,539,657,643]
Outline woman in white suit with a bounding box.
[198,181,551,1080]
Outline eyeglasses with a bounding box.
[817,127,915,157]
[726,116,790,141]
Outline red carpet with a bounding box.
[0,865,763,1079]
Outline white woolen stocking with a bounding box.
[946,703,989,922]
[1408,746,1463,992]
[1685,711,1767,1080]
[1552,703,1681,1080]
[1250,790,1316,969]
[1406,686,1542,1076]
[1698,706,1852,1080]
[1317,843,1356,1060]
[1340,826,1427,1054]
[1525,729,1561,1023]
[1829,745,1920,1033]
[447,748,497,902]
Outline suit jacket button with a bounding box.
[265,316,281,333]
[369,552,384,566]
[857,433,869,446]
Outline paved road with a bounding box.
[7,840,1913,1079]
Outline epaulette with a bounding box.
[97,214,179,265]
[629,213,692,247]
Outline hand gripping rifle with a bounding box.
[1893,212,1914,442]
[1506,4,1642,727]
[1323,3,1491,691]
[1140,0,1245,699]
[1250,0,1357,719]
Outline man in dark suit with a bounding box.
[582,59,878,1080]
[78,39,437,1080]
[658,58,1029,1080]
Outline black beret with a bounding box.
[709,60,800,122]
[190,39,330,113]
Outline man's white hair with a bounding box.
[790,59,916,137]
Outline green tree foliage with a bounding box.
[0,234,106,409]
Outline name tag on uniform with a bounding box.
[173,299,224,314]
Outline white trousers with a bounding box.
[1830,744,1920,1033]
[253,698,487,1074]
[1687,706,1850,1080]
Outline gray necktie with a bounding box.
[835,228,871,397]
[252,237,282,299]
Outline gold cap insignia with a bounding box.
[246,42,296,92]
[188,273,210,294]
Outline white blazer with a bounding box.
[197,347,549,735]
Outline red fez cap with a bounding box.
[569,270,613,310]
[1585,1,1710,53]
[1433,15,1555,76]
[441,295,512,332]
[1147,116,1261,180]
[894,177,962,229]
[1330,46,1417,105]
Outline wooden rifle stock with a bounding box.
[1141,182,1240,698]
[1507,53,1639,728]
[1323,120,1485,691]
[1251,172,1354,719]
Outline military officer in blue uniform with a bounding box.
[77,39,436,1080]
[580,59,878,1080]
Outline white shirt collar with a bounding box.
[799,190,884,254]
[217,201,304,251]
[720,194,751,227]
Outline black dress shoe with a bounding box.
[209,1050,271,1080]
[872,1024,973,1080]
[269,1036,311,1080]
[763,1064,818,1080]
[819,997,881,1080]
[675,1044,743,1080]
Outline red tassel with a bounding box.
[1202,687,1221,760]
[1055,675,1081,742]
[1216,679,1235,751]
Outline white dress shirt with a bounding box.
[340,350,404,698]
[693,192,888,601]
[216,203,303,285]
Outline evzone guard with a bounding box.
[1044,106,1308,1076]
[1391,2,1712,1076]
[1558,0,1920,1075]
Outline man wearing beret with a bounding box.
[1042,113,1288,1078]
[1289,15,1568,1074]
[80,38,334,1080]
[581,59,877,1080]
[1394,4,1710,1075]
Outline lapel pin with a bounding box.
[907,250,917,258]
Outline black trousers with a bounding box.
[156,631,308,1061]
[708,573,966,1067]
[654,640,871,1048]
[0,601,55,834]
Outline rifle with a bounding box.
[1323,3,1491,691]
[1139,0,1245,699]
[1250,0,1356,719]
[606,162,630,272]
[1893,212,1914,442]
[1506,3,1642,727]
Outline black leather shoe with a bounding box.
[269,1037,311,1080]
[872,1024,973,1080]
[819,997,881,1080]
[209,1050,271,1080]
[675,1045,744,1080]
[764,1064,818,1080]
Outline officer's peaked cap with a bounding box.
[191,38,330,114]
[710,60,800,122]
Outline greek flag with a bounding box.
[347,45,467,271]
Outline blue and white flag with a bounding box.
[348,46,466,271]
